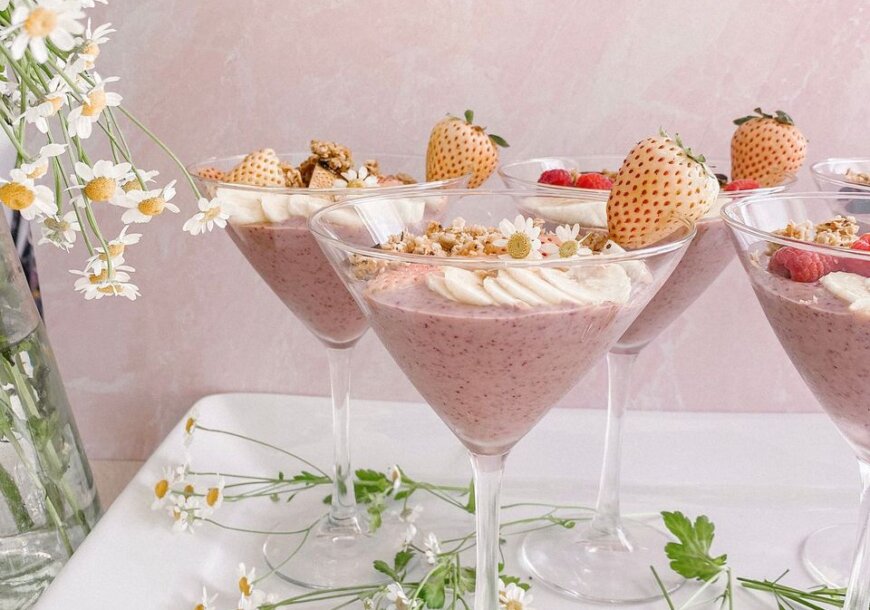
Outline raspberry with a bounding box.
[724,178,761,192]
[768,247,840,282]
[843,233,870,276]
[575,172,613,190]
[538,169,572,186]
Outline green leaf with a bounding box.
[420,564,448,608]
[367,502,383,533]
[661,511,727,582]
[488,134,510,148]
[464,109,474,124]
[499,575,530,591]
[394,549,413,573]
[373,559,397,580]
[464,479,475,513]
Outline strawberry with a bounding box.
[538,169,572,186]
[426,110,508,188]
[575,172,613,190]
[731,108,807,187]
[768,247,841,282]
[195,166,226,182]
[852,233,870,251]
[606,131,719,249]
[843,233,870,277]
[723,178,760,192]
[226,148,285,187]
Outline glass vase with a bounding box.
[0,213,100,609]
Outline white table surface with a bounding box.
[35,393,860,609]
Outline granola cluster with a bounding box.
[379,220,507,257]
[769,215,861,253]
[845,168,870,186]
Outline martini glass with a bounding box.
[723,192,870,609]
[310,190,696,610]
[502,156,795,602]
[191,153,465,589]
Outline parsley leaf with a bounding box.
[662,511,727,581]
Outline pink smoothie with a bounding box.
[364,267,629,455]
[747,248,870,460]
[228,217,368,347]
[616,219,733,351]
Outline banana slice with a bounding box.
[493,271,548,306]
[571,264,632,304]
[820,272,870,314]
[601,240,653,283]
[503,267,572,304]
[483,276,526,307]
[260,193,292,223]
[426,273,455,302]
[217,186,268,224]
[443,267,494,306]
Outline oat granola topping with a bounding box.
[310,139,353,173]
[814,215,859,247]
[768,220,814,253]
[845,168,870,186]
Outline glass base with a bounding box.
[263,509,410,590]
[521,518,683,603]
[802,523,854,588]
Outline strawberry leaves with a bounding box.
[659,128,707,166]
[488,134,509,148]
[734,107,795,126]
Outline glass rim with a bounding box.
[810,157,870,190]
[720,191,870,261]
[308,189,699,269]
[186,152,469,195]
[498,155,798,197]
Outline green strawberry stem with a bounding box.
[659,128,707,167]
[733,107,795,126]
[449,109,510,148]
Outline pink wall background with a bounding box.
[33,0,869,460]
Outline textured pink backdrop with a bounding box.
[32,0,869,459]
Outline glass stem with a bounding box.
[470,451,507,610]
[590,350,639,535]
[326,347,360,531]
[844,460,870,610]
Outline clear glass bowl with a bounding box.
[811,158,870,193]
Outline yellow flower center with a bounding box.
[193,605,205,610]
[123,179,144,193]
[185,417,197,434]
[239,577,252,597]
[97,284,120,295]
[506,233,532,259]
[47,95,63,114]
[0,182,35,211]
[43,216,68,232]
[88,270,108,284]
[202,207,222,222]
[83,177,116,201]
[81,40,100,57]
[183,484,195,497]
[138,196,165,216]
[559,240,579,258]
[26,164,47,180]
[105,243,124,258]
[505,601,523,610]
[347,179,366,189]
[24,7,57,38]
[154,479,169,499]
[82,89,107,117]
[206,488,220,507]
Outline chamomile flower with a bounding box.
[183,408,199,446]
[69,262,137,300]
[542,223,591,259]
[237,564,256,600]
[71,160,133,205]
[4,0,85,63]
[183,197,229,236]
[193,587,218,610]
[88,225,141,273]
[20,143,66,180]
[170,495,201,533]
[386,583,415,610]
[120,180,179,224]
[336,166,378,189]
[120,169,159,193]
[499,579,534,610]
[22,78,68,133]
[203,478,225,513]
[76,21,114,69]
[0,168,56,220]
[424,532,441,565]
[152,464,187,510]
[493,215,542,260]
[402,523,417,548]
[387,464,402,493]
[66,74,122,139]
[38,211,80,251]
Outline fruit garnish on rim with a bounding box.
[538,168,615,190]
[607,130,718,249]
[731,107,807,187]
[426,109,508,188]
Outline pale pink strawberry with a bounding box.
[426,110,508,188]
[225,148,285,187]
[731,108,807,187]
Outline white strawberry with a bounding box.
[426,110,508,188]
[607,132,719,249]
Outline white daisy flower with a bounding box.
[169,495,201,533]
[3,0,85,63]
[71,159,133,205]
[183,197,229,236]
[151,464,187,510]
[120,169,159,193]
[183,407,199,446]
[237,563,256,601]
[20,143,66,180]
[493,215,543,260]
[69,262,137,300]
[387,464,402,493]
[66,74,122,139]
[76,20,114,69]
[499,579,534,610]
[38,210,80,251]
[88,225,141,273]
[336,165,378,189]
[202,477,225,514]
[542,223,591,259]
[0,168,56,220]
[423,532,441,565]
[386,583,415,610]
[120,180,179,224]
[195,587,218,610]
[22,78,67,133]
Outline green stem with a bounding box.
[0,459,33,531]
